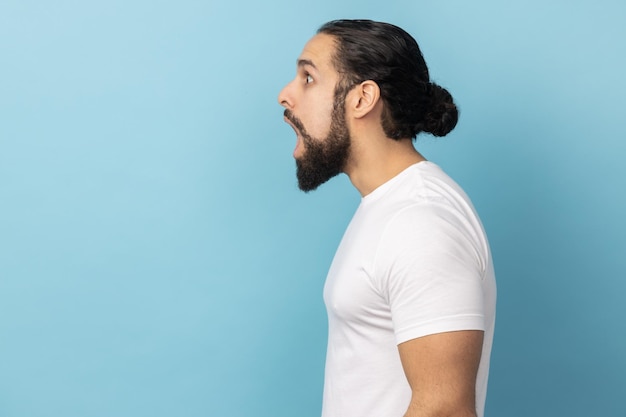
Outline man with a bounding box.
[278,19,496,417]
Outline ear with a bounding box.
[348,80,381,119]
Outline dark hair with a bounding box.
[318,19,458,139]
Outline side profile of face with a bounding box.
[278,34,352,192]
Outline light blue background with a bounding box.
[1,1,625,416]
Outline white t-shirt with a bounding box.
[321,161,496,417]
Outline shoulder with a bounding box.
[373,198,488,284]
[368,161,490,275]
[380,201,479,258]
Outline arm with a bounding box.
[398,330,484,417]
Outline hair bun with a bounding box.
[421,83,458,137]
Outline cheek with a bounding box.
[305,101,335,138]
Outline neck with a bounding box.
[344,137,426,197]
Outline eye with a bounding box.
[305,73,314,84]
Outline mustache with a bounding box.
[284,109,308,136]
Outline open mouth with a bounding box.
[283,113,305,158]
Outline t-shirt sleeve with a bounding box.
[372,202,488,345]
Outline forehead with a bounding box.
[298,33,338,73]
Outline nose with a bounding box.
[277,79,294,109]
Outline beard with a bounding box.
[284,89,351,192]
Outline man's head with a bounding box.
[278,20,458,191]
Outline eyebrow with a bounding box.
[297,59,317,69]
